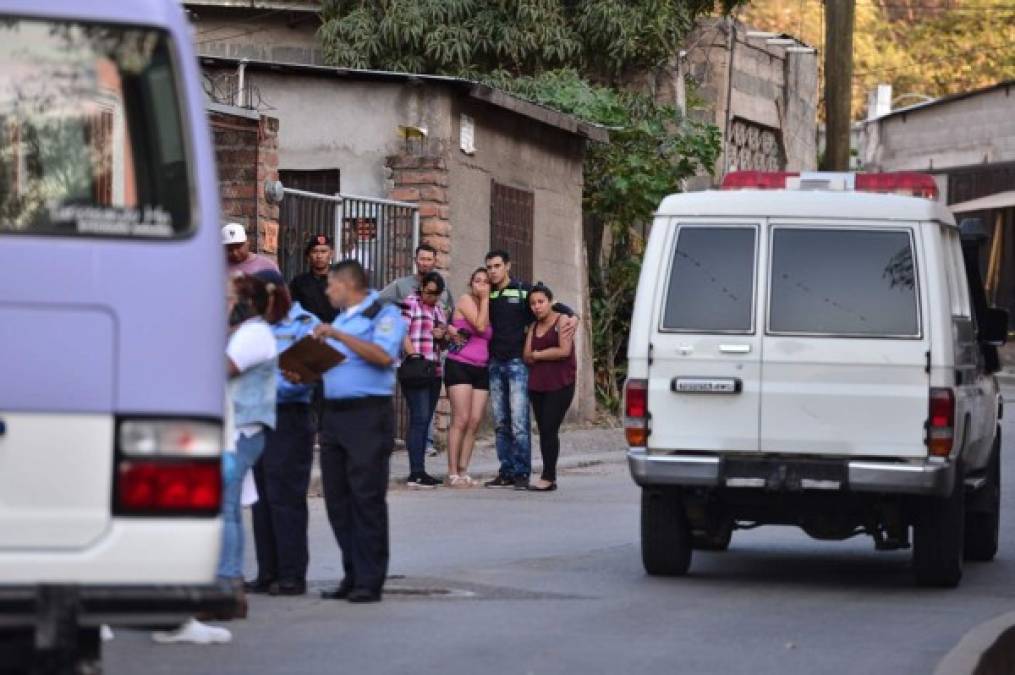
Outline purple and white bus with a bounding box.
[0,0,229,667]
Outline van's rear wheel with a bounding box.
[641,488,692,576]
[965,431,1001,562]
[912,467,965,588]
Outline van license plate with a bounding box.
[672,378,741,394]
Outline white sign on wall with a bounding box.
[460,114,476,155]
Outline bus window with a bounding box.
[0,20,191,237]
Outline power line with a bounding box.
[194,8,288,42]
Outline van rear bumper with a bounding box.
[0,583,235,630]
[627,449,955,496]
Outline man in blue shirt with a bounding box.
[310,260,406,604]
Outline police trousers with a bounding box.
[252,403,314,583]
[319,396,394,593]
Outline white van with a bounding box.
[625,172,1007,588]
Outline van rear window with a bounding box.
[0,19,190,237]
[661,226,756,332]
[769,228,919,337]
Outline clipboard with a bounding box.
[279,336,345,384]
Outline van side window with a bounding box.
[661,226,756,333]
[769,228,920,337]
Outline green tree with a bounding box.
[319,0,728,409]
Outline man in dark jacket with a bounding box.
[483,249,576,490]
[290,234,337,323]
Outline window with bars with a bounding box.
[490,180,534,283]
[279,168,341,195]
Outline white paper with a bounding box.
[241,470,258,507]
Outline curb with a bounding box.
[935,612,1015,675]
[308,449,627,495]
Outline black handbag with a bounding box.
[398,354,437,388]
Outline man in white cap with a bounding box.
[222,222,280,276]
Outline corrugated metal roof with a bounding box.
[950,190,1015,213]
[877,80,1015,122]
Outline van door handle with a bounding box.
[719,344,751,354]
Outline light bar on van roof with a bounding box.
[721,171,939,199]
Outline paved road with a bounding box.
[106,402,1015,675]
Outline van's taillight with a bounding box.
[115,418,222,515]
[116,460,221,514]
[928,388,955,458]
[624,379,649,447]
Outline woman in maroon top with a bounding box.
[523,283,577,492]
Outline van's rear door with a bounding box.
[760,224,929,458]
[648,222,762,453]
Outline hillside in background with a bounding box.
[740,0,1015,119]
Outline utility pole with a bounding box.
[822,0,855,171]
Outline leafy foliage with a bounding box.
[319,0,740,81]
[319,1,727,410]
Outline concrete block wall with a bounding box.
[859,84,1015,173]
[682,18,819,177]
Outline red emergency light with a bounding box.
[721,171,939,199]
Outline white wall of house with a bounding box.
[859,84,1015,173]
[240,71,452,196]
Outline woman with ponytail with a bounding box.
[247,270,320,597]
[220,273,278,612]
[153,273,277,645]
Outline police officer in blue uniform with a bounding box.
[248,274,320,597]
[309,260,406,604]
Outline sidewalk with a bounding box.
[308,424,627,494]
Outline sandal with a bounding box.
[459,474,475,487]
[446,474,461,487]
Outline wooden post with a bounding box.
[822,0,855,171]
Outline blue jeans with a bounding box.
[218,431,266,580]
[403,378,442,475]
[489,357,531,478]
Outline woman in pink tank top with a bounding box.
[443,268,493,486]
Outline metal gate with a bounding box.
[278,188,419,443]
[278,188,418,288]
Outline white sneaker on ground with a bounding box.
[100,625,114,642]
[152,618,232,645]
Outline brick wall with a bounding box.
[386,153,451,270]
[209,110,281,261]
[386,152,454,446]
